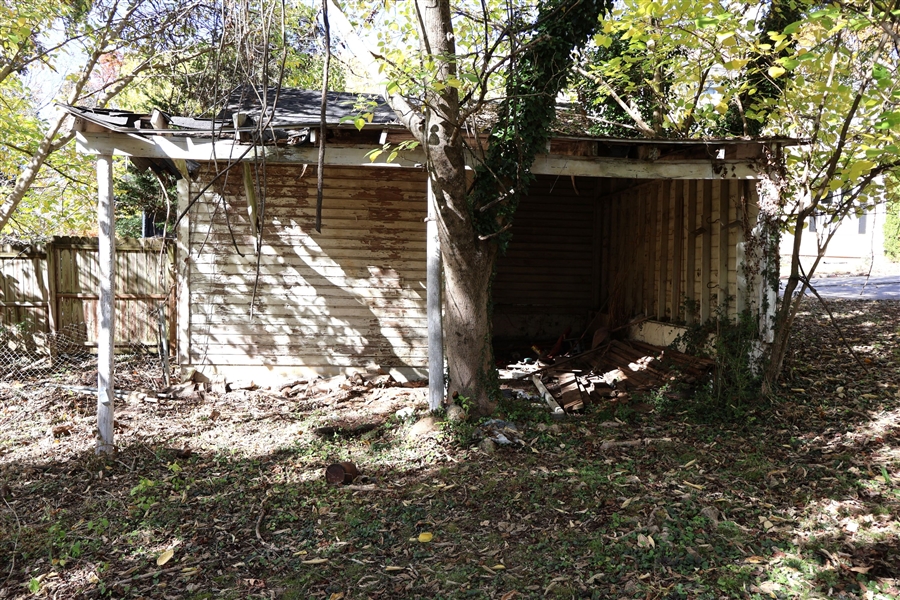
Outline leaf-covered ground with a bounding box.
[1,299,898,599]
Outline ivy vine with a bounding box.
[468,0,611,249]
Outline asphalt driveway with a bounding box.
[781,275,900,300]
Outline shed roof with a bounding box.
[61,87,797,147]
[65,88,794,181]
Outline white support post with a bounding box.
[96,154,115,454]
[426,178,444,411]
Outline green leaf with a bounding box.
[782,21,803,35]
[593,34,613,48]
[845,160,876,181]
[354,117,366,131]
[872,64,890,81]
[768,66,787,79]
[695,17,719,28]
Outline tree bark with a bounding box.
[417,0,498,415]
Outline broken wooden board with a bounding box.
[532,375,564,415]
[556,372,587,412]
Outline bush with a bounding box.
[885,199,900,262]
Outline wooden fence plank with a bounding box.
[672,180,684,321]
[657,182,670,318]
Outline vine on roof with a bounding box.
[468,0,610,249]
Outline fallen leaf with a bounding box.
[52,425,73,437]
[492,564,506,570]
[385,566,404,572]
[500,592,519,600]
[156,549,175,566]
[329,593,344,600]
[417,532,433,543]
[301,558,328,565]
[850,565,872,574]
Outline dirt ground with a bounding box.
[1,299,898,599]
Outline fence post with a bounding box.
[45,239,58,361]
[97,155,115,455]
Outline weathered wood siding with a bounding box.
[494,176,768,340]
[182,164,428,379]
[493,175,600,339]
[0,237,174,347]
[598,179,762,324]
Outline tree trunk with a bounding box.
[416,0,498,415]
[440,229,499,415]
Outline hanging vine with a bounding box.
[468,0,611,249]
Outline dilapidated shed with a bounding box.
[66,89,788,390]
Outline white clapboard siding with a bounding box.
[185,164,429,379]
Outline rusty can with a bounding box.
[325,461,360,485]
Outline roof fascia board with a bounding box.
[75,131,764,180]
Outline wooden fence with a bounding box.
[0,237,175,348]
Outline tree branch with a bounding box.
[574,66,656,137]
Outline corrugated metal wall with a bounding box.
[183,164,429,378]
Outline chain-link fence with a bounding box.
[0,321,173,394]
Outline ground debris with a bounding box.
[0,299,897,599]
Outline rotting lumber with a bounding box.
[75,133,765,180]
[532,375,564,415]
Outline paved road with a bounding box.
[781,275,900,300]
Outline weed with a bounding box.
[129,478,157,511]
[671,305,766,421]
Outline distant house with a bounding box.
[64,89,792,387]
[782,196,889,275]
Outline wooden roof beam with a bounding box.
[76,131,766,180]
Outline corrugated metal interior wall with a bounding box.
[184,164,429,378]
[493,175,761,342]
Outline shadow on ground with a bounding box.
[0,299,897,599]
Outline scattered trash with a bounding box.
[325,462,360,485]
[475,419,525,446]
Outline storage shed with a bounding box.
[67,90,787,387]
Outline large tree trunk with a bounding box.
[440,230,498,415]
[417,0,498,415]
